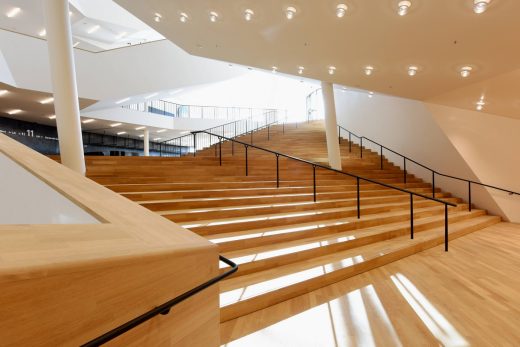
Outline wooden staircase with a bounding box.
[86,121,500,322]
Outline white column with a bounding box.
[143,129,150,156]
[321,81,342,170]
[43,0,85,174]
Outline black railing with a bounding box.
[337,125,520,212]
[81,255,237,347]
[192,129,457,252]
[160,111,278,157]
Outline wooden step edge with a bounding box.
[218,215,500,322]
[219,209,487,278]
[210,204,471,250]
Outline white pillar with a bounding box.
[43,0,85,174]
[143,129,150,156]
[321,81,342,170]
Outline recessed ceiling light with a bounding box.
[117,131,126,135]
[73,42,80,47]
[473,0,491,14]
[398,1,412,16]
[157,129,167,133]
[153,137,162,141]
[82,119,95,124]
[40,97,54,104]
[154,13,162,22]
[476,97,485,111]
[271,66,278,73]
[0,90,8,96]
[115,32,127,40]
[48,114,56,119]
[336,4,348,18]
[244,9,254,21]
[6,7,21,18]
[115,97,130,104]
[110,123,122,127]
[460,66,473,78]
[298,66,305,74]
[285,6,297,20]
[87,25,100,34]
[408,66,419,76]
[144,93,158,99]
[7,109,22,115]
[39,29,46,37]
[135,126,146,130]
[364,66,375,76]
[209,11,219,22]
[180,12,189,23]
[328,66,336,75]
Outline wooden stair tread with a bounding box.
[218,215,499,310]
[220,208,485,265]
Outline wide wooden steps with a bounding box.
[84,120,501,323]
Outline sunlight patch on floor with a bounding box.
[391,273,468,347]
[223,284,402,347]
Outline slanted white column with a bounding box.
[143,129,150,156]
[43,0,85,174]
[321,81,342,170]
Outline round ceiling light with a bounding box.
[285,7,297,20]
[244,9,254,21]
[408,66,419,76]
[209,11,219,22]
[336,4,348,18]
[179,12,189,23]
[398,1,412,16]
[328,66,336,75]
[364,66,375,76]
[460,66,473,78]
[298,66,305,74]
[474,0,491,14]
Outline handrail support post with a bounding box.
[468,181,472,211]
[445,204,449,251]
[357,177,361,219]
[276,154,280,188]
[410,193,414,239]
[245,145,248,176]
[313,165,317,202]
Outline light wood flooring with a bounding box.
[220,223,520,347]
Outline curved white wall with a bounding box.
[335,89,519,222]
[0,29,244,101]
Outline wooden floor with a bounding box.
[220,223,520,347]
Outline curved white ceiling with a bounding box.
[0,0,164,52]
[114,0,520,119]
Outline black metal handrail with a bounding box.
[337,125,520,212]
[160,112,278,158]
[192,129,456,251]
[81,255,238,347]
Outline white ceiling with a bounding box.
[0,0,164,52]
[114,0,520,119]
[0,82,185,140]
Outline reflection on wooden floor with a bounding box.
[221,223,520,346]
